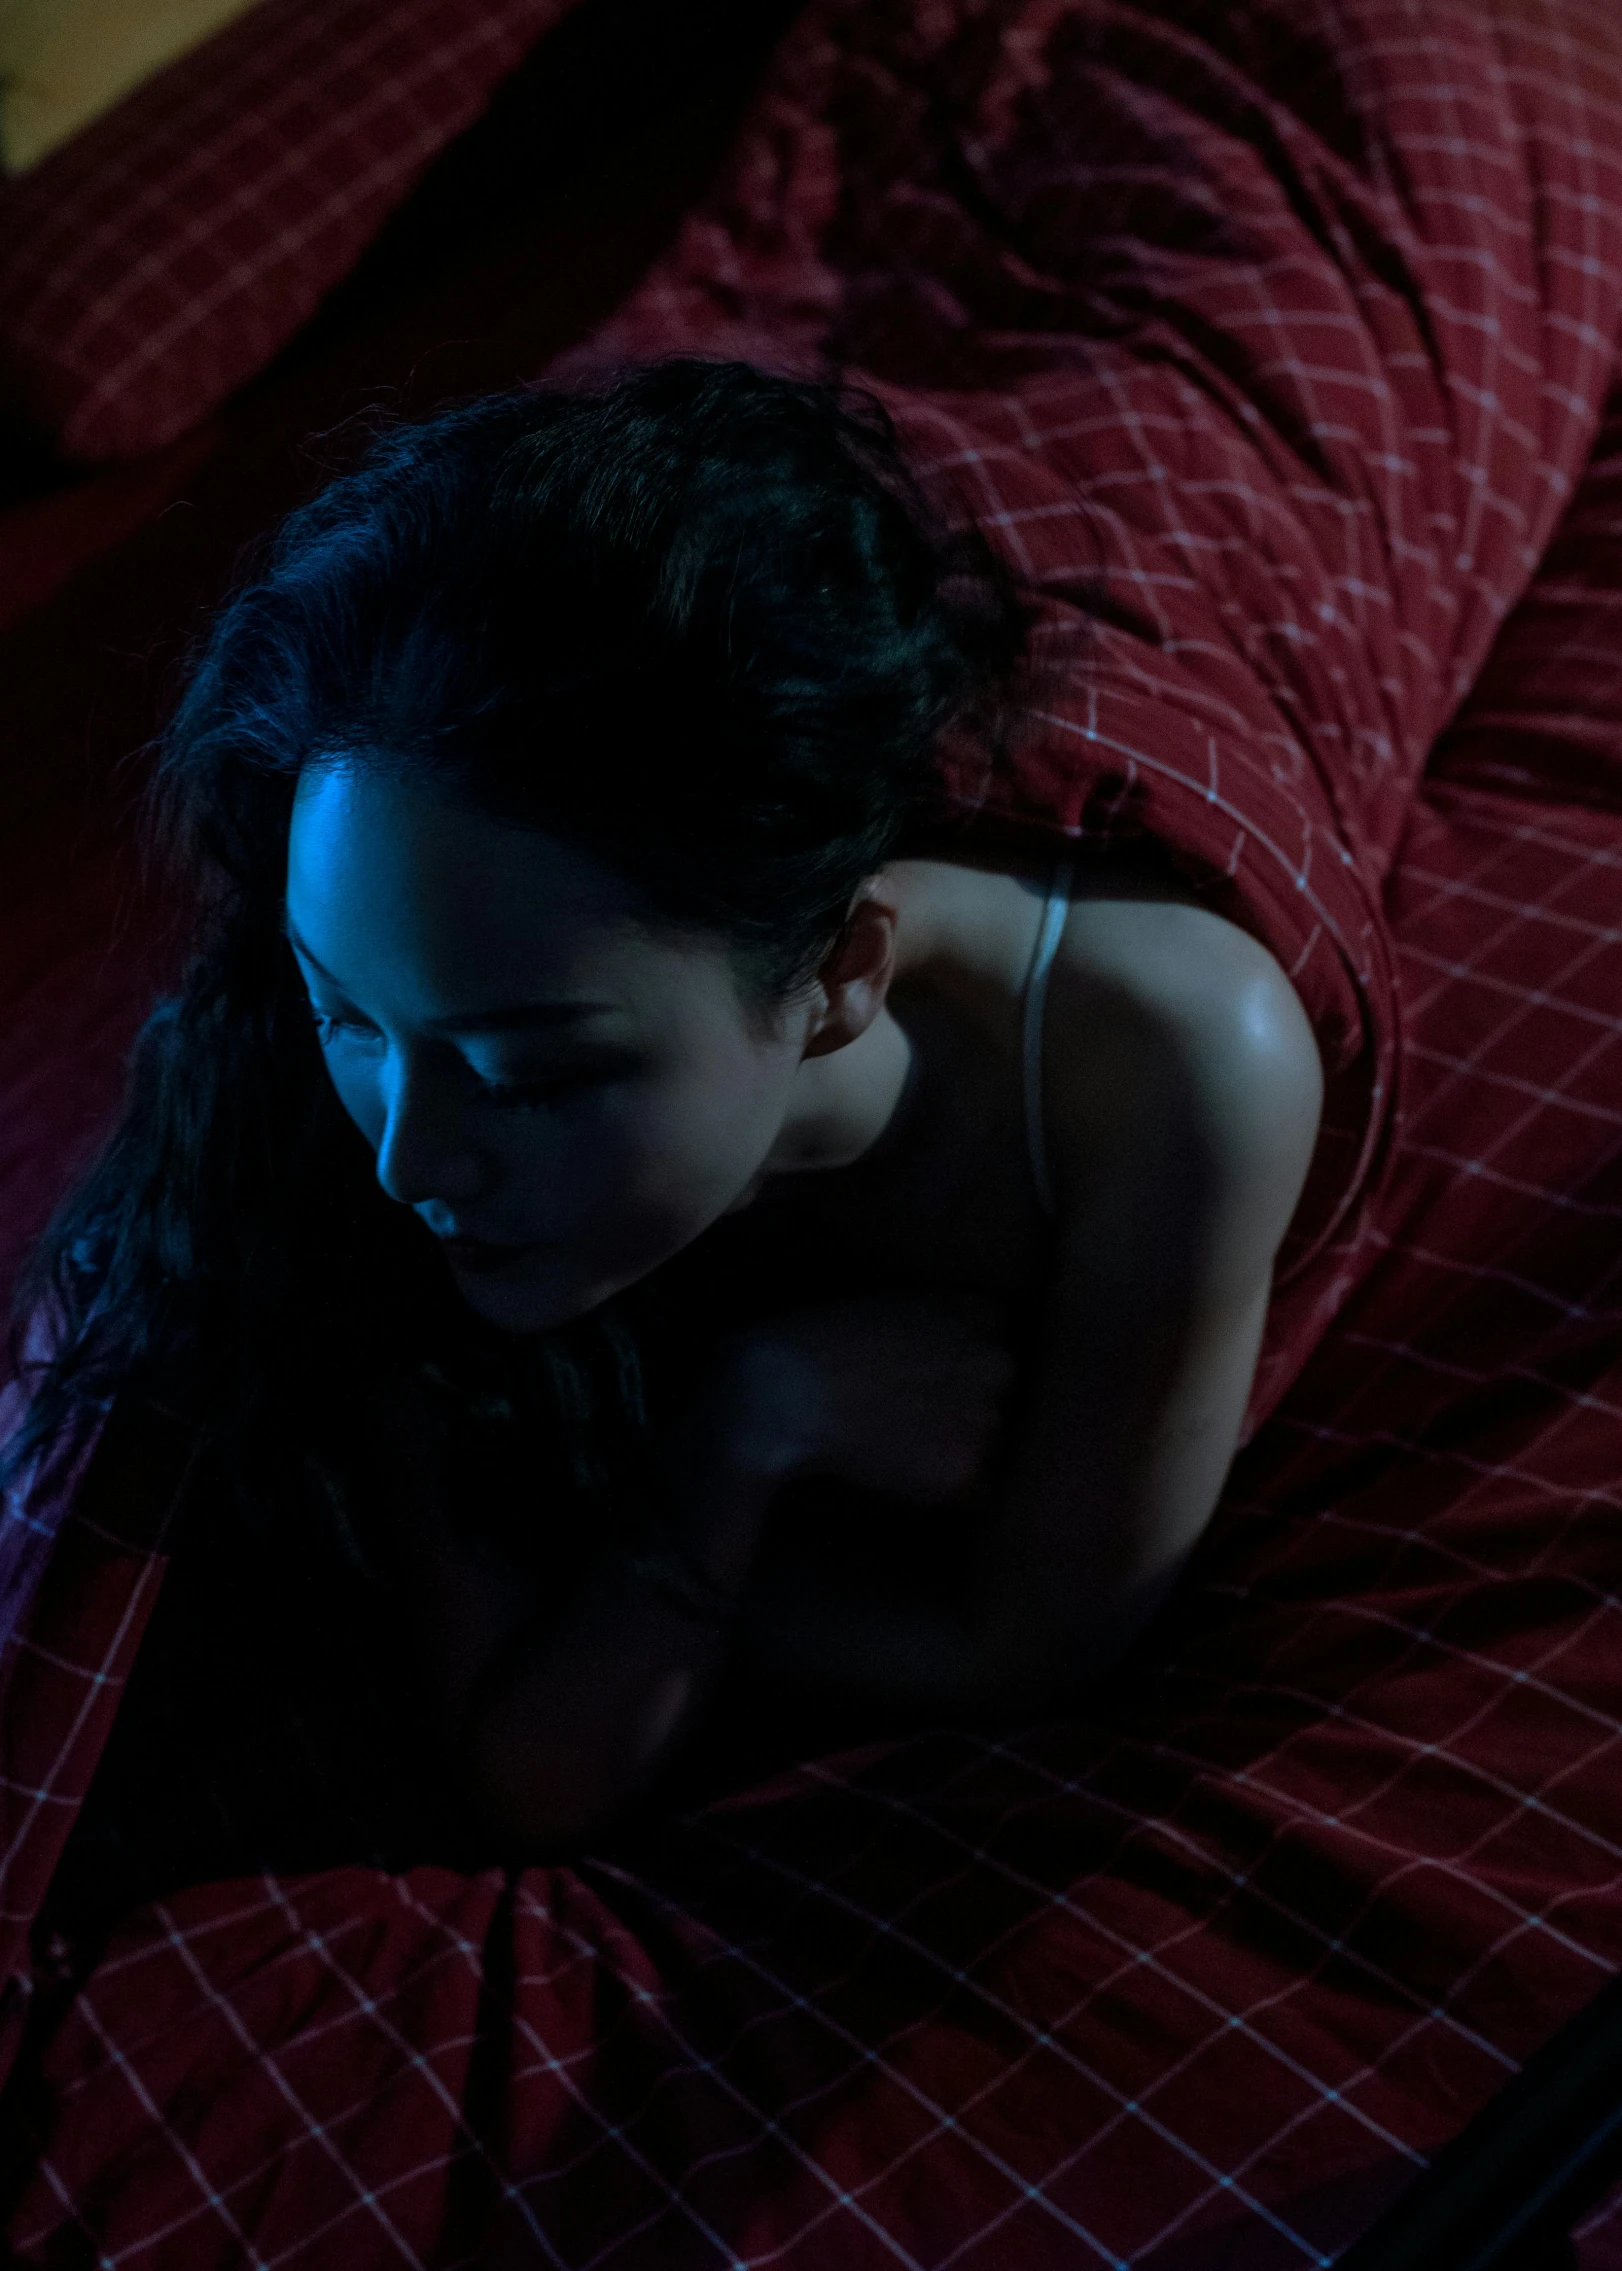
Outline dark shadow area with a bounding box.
[0,0,805,855]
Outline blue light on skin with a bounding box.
[282,760,915,1335]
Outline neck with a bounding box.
[764,1009,917,1181]
[766,863,953,1181]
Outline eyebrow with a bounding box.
[281,915,615,1036]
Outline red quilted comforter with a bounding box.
[5,0,1622,2261]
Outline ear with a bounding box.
[801,886,899,1061]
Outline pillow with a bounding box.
[0,0,579,462]
[0,0,266,175]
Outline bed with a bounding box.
[4,0,1622,2262]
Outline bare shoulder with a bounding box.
[886,852,1324,1272]
[1058,886,1322,1111]
[1050,883,1326,1283]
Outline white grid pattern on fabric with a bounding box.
[6,0,1622,2261]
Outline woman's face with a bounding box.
[284,762,812,1331]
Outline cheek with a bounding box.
[553,1060,785,1261]
[325,1058,384,1147]
[443,1066,788,1330]
[616,1059,782,1196]
[326,1042,783,1256]
[325,1058,570,1209]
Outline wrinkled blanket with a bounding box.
[5,0,1622,2263]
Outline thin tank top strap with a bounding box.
[1021,852,1076,1219]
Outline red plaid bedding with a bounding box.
[0,0,580,463]
[5,0,1622,2262]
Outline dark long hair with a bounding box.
[1,356,1045,1568]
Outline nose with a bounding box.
[372,1055,486,1212]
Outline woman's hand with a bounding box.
[648,1293,1019,1713]
[703,1292,1022,1509]
[634,1294,1023,1715]
[645,1292,1021,1604]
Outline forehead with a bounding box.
[285,762,666,1006]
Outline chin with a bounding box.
[442,1190,748,1332]
[448,1251,649,1335]
[453,1276,602,1334]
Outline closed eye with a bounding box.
[310,1011,620,1111]
[310,1011,375,1045]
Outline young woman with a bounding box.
[3,358,1322,1896]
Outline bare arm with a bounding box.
[375,1304,1016,1851]
[733,901,1325,1710]
[377,1365,786,1852]
[385,902,1322,1841]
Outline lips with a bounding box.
[435,1234,538,1274]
